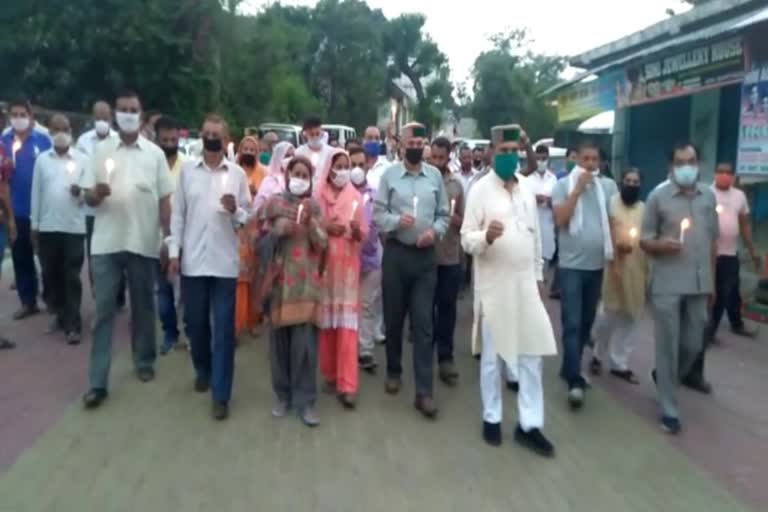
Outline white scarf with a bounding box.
[567,166,614,261]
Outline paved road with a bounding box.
[0,259,764,511]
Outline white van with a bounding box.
[259,123,303,148]
[322,124,357,147]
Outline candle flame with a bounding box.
[66,162,76,175]
[105,158,115,174]
[680,218,690,231]
[715,204,724,214]
[12,140,21,153]
[629,227,638,239]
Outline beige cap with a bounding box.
[402,122,427,139]
[490,124,521,145]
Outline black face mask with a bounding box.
[203,137,223,153]
[240,154,256,167]
[620,184,640,205]
[405,147,423,165]
[473,159,482,167]
[161,145,178,158]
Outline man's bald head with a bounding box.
[363,126,381,143]
[92,101,112,122]
[49,113,71,133]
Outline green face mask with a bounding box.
[494,153,519,181]
[259,152,271,165]
[566,160,577,172]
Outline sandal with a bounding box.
[610,369,639,385]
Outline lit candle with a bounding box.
[66,161,76,176]
[629,227,638,240]
[105,158,115,182]
[363,193,370,204]
[450,198,456,217]
[679,218,690,244]
[296,203,304,223]
[350,200,358,220]
[11,139,21,167]
[716,204,724,215]
[221,171,229,191]
[412,196,419,218]
[390,99,398,121]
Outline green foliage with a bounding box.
[471,30,566,140]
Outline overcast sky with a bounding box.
[243,0,691,84]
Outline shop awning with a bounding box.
[578,111,614,134]
[542,4,768,98]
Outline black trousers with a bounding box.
[86,215,126,307]
[434,264,461,364]
[38,232,85,333]
[382,239,437,397]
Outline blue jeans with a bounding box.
[11,217,38,308]
[156,262,180,343]
[182,276,237,403]
[559,268,604,389]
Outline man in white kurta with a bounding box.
[461,124,557,457]
[528,145,558,267]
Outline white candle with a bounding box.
[450,198,456,217]
[296,203,304,223]
[679,218,690,244]
[629,227,638,239]
[363,193,370,204]
[66,161,76,176]
[105,158,115,182]
[412,196,419,218]
[350,200,358,220]
[221,171,229,192]
[715,204,724,215]
[11,139,21,166]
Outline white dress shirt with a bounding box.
[455,168,477,197]
[366,156,393,191]
[30,148,87,234]
[75,128,119,157]
[81,135,174,258]
[526,169,558,261]
[295,144,335,182]
[169,157,252,279]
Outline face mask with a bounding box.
[537,159,548,173]
[115,112,141,134]
[203,137,223,153]
[591,170,601,177]
[405,147,423,165]
[11,117,30,132]
[289,177,310,197]
[714,173,733,190]
[350,166,366,186]
[259,152,271,165]
[566,160,577,173]
[94,120,111,136]
[240,154,256,167]
[363,141,380,158]
[161,145,178,158]
[307,136,323,150]
[331,169,350,188]
[473,159,482,168]
[493,153,519,181]
[673,165,699,187]
[52,132,72,150]
[620,184,640,205]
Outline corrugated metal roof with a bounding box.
[542,5,768,97]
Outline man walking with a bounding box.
[552,140,617,409]
[1,97,51,319]
[81,90,174,409]
[30,113,87,344]
[374,122,449,418]
[461,124,556,456]
[168,114,251,420]
[430,137,464,385]
[640,143,718,434]
[529,145,558,273]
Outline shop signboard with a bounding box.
[737,62,768,176]
[624,37,745,106]
[557,69,625,123]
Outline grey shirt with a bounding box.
[552,175,618,271]
[641,180,718,296]
[374,162,450,246]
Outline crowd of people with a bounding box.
[0,90,761,458]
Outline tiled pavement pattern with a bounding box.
[0,257,764,511]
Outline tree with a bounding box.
[471,30,566,140]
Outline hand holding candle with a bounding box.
[679,217,690,244]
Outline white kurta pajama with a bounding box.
[461,172,558,430]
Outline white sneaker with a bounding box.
[568,388,585,409]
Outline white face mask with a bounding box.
[11,117,30,132]
[116,112,141,134]
[331,169,350,188]
[94,120,111,137]
[350,166,366,186]
[537,160,548,172]
[289,177,311,196]
[52,132,72,150]
[307,136,323,150]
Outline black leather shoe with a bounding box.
[136,368,155,383]
[194,376,210,393]
[506,380,519,393]
[212,401,229,421]
[482,421,502,446]
[514,425,555,458]
[682,378,712,395]
[414,395,438,419]
[83,389,108,409]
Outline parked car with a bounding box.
[259,123,303,148]
[322,124,357,146]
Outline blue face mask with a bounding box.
[493,153,519,181]
[363,141,380,158]
[673,165,699,187]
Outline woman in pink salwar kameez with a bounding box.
[314,148,367,408]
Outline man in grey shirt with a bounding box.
[640,142,717,435]
[374,122,449,419]
[552,140,618,409]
